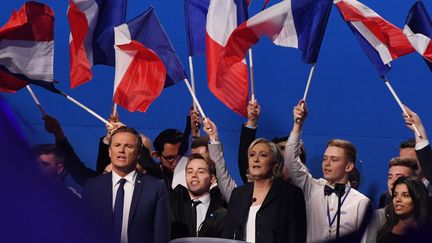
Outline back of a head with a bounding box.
[327,139,357,163]
[33,144,65,165]
[191,136,210,150]
[153,129,183,154]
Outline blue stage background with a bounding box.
[1,0,431,207]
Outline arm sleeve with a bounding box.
[284,131,316,200]
[154,180,170,243]
[209,143,237,202]
[57,138,98,187]
[238,124,257,183]
[96,136,110,173]
[416,143,432,182]
[178,115,191,157]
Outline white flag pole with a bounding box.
[188,56,198,110]
[58,91,110,125]
[25,85,47,116]
[183,78,206,118]
[248,48,255,102]
[295,64,316,123]
[383,76,421,137]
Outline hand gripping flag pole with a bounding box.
[25,86,46,116]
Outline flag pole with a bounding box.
[25,85,46,116]
[113,103,118,117]
[295,63,316,123]
[248,48,255,102]
[188,56,198,110]
[183,78,206,118]
[58,90,110,125]
[383,76,421,137]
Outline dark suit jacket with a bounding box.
[170,185,227,239]
[81,172,170,243]
[222,179,306,243]
[238,124,257,183]
[417,144,432,182]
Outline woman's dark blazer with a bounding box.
[221,178,306,243]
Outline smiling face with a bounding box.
[186,158,215,198]
[248,142,274,180]
[109,131,140,177]
[393,183,414,219]
[322,146,353,185]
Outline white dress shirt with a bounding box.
[112,170,137,243]
[284,132,370,242]
[246,204,261,243]
[191,193,211,234]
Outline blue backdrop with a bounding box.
[1,0,431,206]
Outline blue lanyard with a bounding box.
[326,187,351,228]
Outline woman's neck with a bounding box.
[392,215,417,235]
[252,178,272,206]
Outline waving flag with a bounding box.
[68,0,126,88]
[219,0,332,76]
[112,10,167,112]
[206,0,248,117]
[183,0,211,56]
[404,1,432,70]
[0,2,58,93]
[335,0,415,76]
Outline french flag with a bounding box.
[404,1,432,70]
[218,0,333,80]
[67,0,126,88]
[113,7,186,112]
[335,0,415,76]
[183,0,211,56]
[206,0,248,117]
[0,2,58,93]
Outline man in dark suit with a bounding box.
[81,126,170,243]
[171,153,227,239]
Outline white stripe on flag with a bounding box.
[403,25,431,56]
[0,39,54,82]
[206,0,238,46]
[113,24,136,96]
[352,21,393,64]
[335,0,379,18]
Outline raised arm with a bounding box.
[238,100,260,183]
[284,100,316,199]
[403,106,432,181]
[204,118,237,202]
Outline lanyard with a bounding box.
[326,187,351,228]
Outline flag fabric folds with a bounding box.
[113,20,166,112]
[404,1,432,70]
[206,0,248,117]
[335,0,415,76]
[183,0,211,56]
[0,2,58,93]
[68,0,127,88]
[126,7,187,88]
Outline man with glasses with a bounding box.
[153,128,184,188]
[284,100,370,242]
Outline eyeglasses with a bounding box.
[160,154,177,162]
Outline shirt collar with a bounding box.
[112,170,137,186]
[191,193,211,208]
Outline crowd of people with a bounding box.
[29,99,432,243]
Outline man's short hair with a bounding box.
[186,153,216,176]
[191,136,209,150]
[399,139,416,149]
[109,126,142,149]
[389,157,419,172]
[33,144,65,164]
[327,139,357,164]
[153,129,183,154]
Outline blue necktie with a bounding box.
[114,178,127,243]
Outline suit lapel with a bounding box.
[260,179,281,210]
[102,173,114,223]
[128,173,144,226]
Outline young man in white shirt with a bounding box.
[284,100,370,242]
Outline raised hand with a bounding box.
[246,99,261,127]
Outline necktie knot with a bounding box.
[119,178,127,187]
[192,200,201,208]
[324,185,335,196]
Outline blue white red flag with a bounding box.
[0,2,58,93]
[113,12,167,112]
[206,0,248,117]
[126,7,187,88]
[404,1,432,70]
[68,0,127,88]
[335,0,415,77]
[183,0,211,56]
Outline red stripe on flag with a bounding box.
[0,2,54,41]
[207,33,248,117]
[0,69,28,93]
[113,40,166,112]
[68,0,92,88]
[424,41,432,62]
